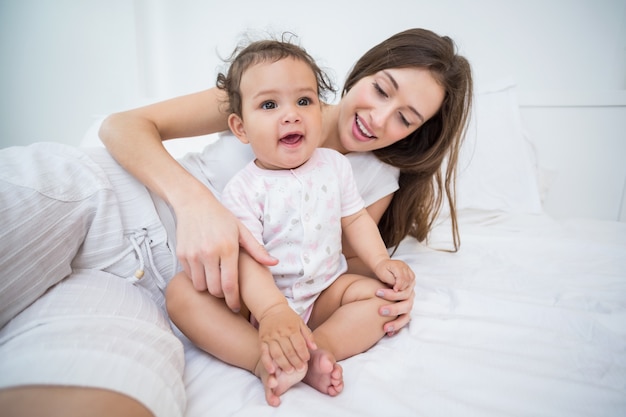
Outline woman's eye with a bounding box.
[298,97,312,106]
[373,82,388,98]
[399,113,410,127]
[261,101,276,110]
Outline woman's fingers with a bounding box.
[177,216,273,313]
[239,223,278,267]
[376,287,415,334]
[383,312,412,336]
[215,251,240,313]
[376,285,414,303]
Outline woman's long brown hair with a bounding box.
[342,28,473,251]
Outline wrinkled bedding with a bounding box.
[182,210,626,416]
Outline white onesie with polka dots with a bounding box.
[221,148,364,319]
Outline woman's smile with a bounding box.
[354,115,376,141]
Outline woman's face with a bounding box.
[336,67,445,153]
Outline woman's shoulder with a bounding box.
[345,152,399,179]
[178,130,254,194]
[344,151,400,207]
[313,148,400,184]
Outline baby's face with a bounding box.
[234,57,322,171]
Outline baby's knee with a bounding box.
[343,276,387,306]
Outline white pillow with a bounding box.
[453,79,542,214]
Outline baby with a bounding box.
[166,37,415,406]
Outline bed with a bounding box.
[83,81,626,416]
[181,212,626,417]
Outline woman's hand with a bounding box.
[372,259,416,336]
[345,255,416,336]
[375,277,415,337]
[174,189,277,312]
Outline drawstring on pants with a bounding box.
[125,228,167,291]
[91,228,168,291]
[127,235,145,281]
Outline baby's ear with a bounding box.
[227,113,249,144]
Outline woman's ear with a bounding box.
[228,113,249,144]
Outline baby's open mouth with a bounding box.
[280,134,303,145]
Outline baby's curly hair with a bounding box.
[216,33,335,117]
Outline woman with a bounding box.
[0,28,471,417]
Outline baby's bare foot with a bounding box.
[303,349,343,396]
[255,361,307,406]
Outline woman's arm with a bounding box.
[99,88,275,312]
[100,89,229,200]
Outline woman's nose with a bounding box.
[370,104,392,130]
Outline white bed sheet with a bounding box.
[181,210,626,417]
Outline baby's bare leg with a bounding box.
[303,274,389,395]
[168,257,308,407]
[310,274,389,359]
[167,273,299,406]
[167,273,261,371]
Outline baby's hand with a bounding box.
[257,303,317,375]
[373,259,415,292]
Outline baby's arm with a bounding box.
[341,208,415,292]
[238,250,317,374]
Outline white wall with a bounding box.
[1,0,625,220]
[131,0,626,97]
[520,100,626,221]
[0,0,139,147]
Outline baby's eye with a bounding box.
[373,82,388,98]
[298,97,312,106]
[261,101,277,110]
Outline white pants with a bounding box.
[0,143,185,417]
